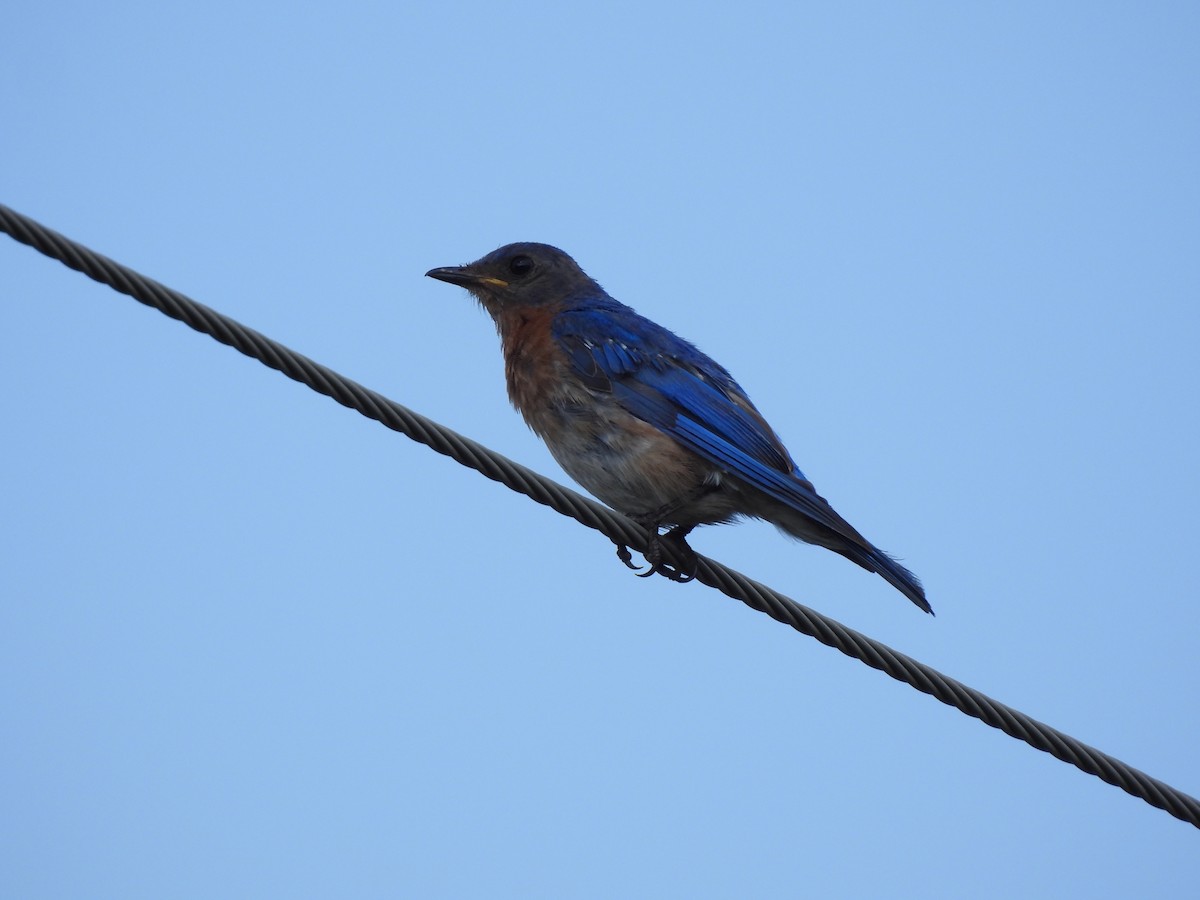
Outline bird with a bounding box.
[426,243,931,614]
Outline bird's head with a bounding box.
[426,242,600,317]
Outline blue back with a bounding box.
[553,301,871,544]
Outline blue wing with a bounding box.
[553,306,872,548]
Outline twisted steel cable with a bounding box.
[3,202,1197,830]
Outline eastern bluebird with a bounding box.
[427,243,930,614]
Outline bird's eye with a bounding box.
[508,255,534,277]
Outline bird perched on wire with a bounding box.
[426,243,930,614]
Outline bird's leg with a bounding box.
[637,524,698,583]
[613,484,717,583]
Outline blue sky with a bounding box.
[2,3,1198,897]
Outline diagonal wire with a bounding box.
[2,201,1197,830]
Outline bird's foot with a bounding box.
[614,524,698,583]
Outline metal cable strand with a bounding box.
[3,202,1197,830]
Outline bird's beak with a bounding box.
[425,266,509,289]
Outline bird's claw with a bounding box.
[614,526,698,583]
[615,542,643,572]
